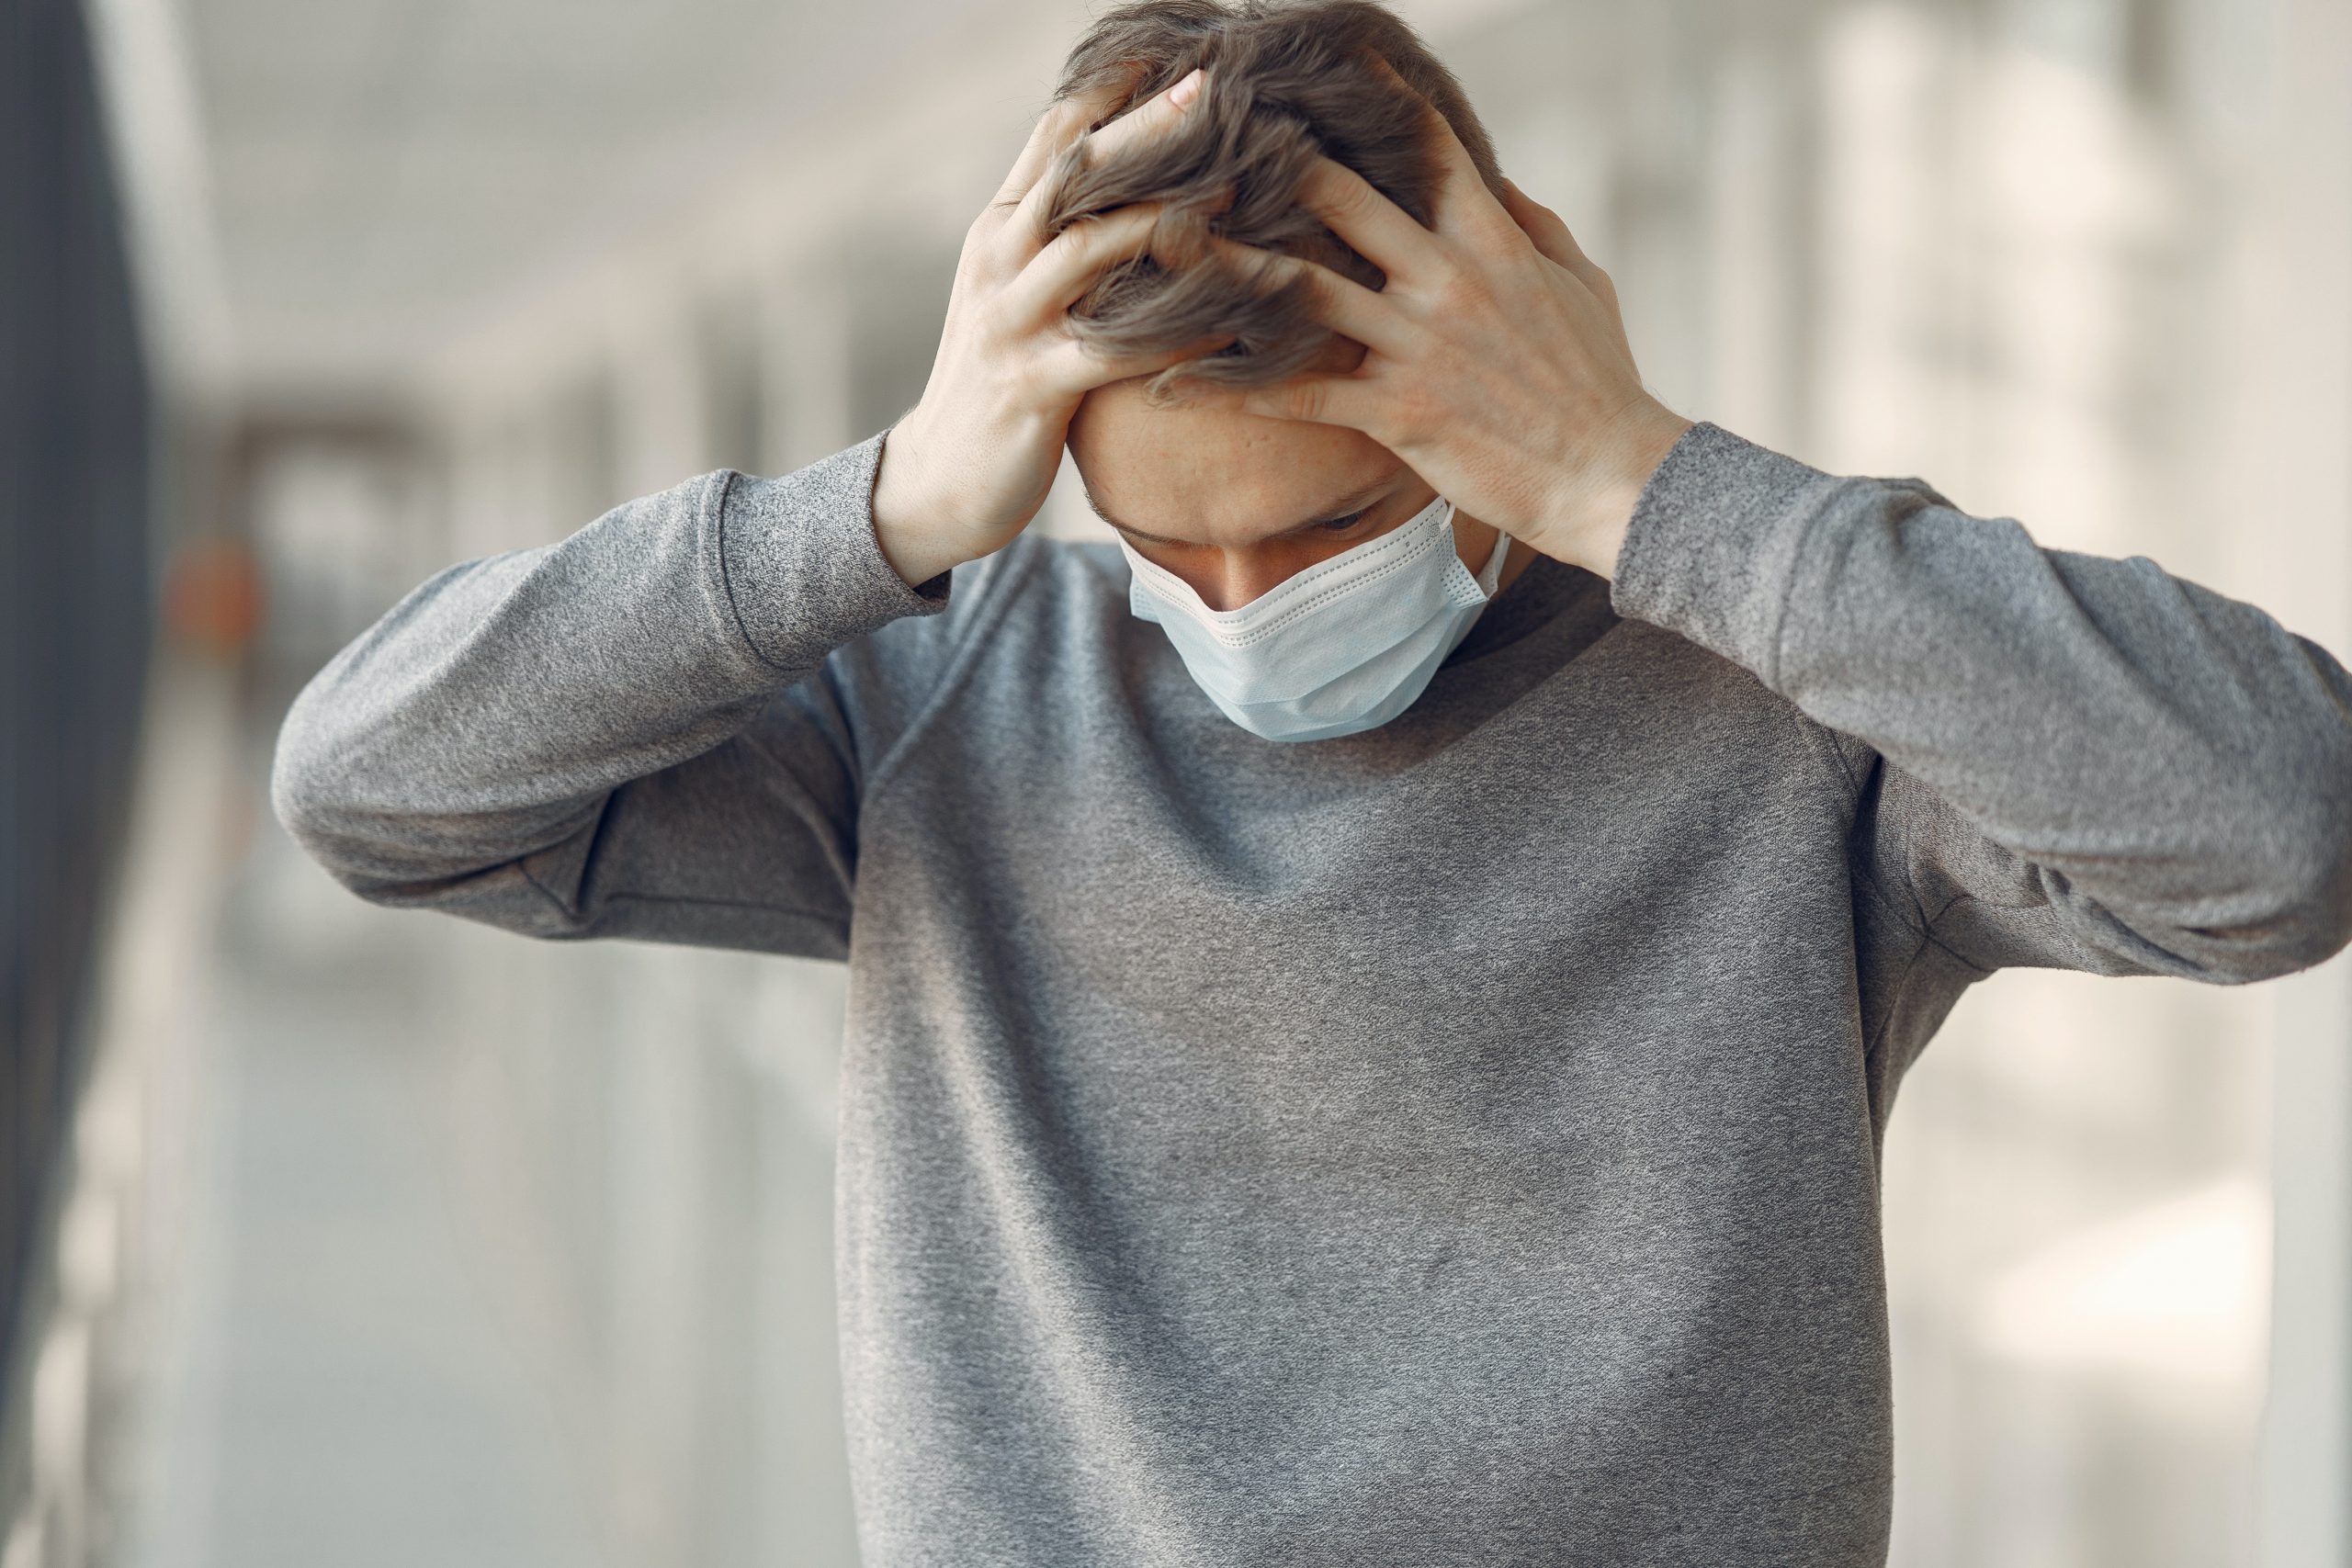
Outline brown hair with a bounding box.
[1042,0,1503,400]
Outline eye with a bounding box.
[1317,510,1370,533]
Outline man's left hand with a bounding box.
[1206,95,1693,580]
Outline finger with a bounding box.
[1078,63,1204,165]
[1236,372,1383,433]
[1000,66,1205,262]
[1498,175,1606,288]
[993,67,1142,209]
[1360,53,1514,244]
[994,101,1088,209]
[1497,176,1631,361]
[1003,204,1166,321]
[1035,328,1238,400]
[1203,237,1423,358]
[1291,157,1447,284]
[1423,118,1514,243]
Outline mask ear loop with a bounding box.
[1470,518,1512,597]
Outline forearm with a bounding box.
[1611,423,2352,945]
[271,434,943,895]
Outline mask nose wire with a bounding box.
[1204,557,1283,615]
[1124,493,1456,619]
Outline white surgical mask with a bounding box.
[1121,493,1511,742]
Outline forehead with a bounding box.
[1066,377,1400,548]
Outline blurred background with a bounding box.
[3,0,2348,1562]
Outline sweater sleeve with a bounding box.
[1609,422,2352,984]
[270,430,950,960]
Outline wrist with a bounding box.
[870,411,982,589]
[1543,400,1694,580]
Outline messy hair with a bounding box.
[1043,0,1504,400]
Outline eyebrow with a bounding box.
[1081,474,1401,547]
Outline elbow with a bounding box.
[2212,766,2352,980]
[267,694,597,938]
[2139,733,2352,986]
[269,767,340,879]
[2278,790,2352,971]
[267,696,402,905]
[268,701,332,859]
[268,744,473,914]
[268,719,365,894]
[2278,723,2352,965]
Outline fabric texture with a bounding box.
[273,420,2352,1567]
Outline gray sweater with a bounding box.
[272,421,2352,1566]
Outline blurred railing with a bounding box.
[0,0,154,1560]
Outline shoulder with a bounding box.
[890,531,1127,661]
[1598,612,1879,807]
[813,532,1131,736]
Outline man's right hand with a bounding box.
[869,66,1217,588]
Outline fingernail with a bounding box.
[1170,67,1203,108]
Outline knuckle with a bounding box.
[1047,220,1103,274]
[979,290,1032,340]
[1326,174,1379,223]
[1034,103,1089,156]
[1264,380,1312,421]
[1464,199,1520,245]
[1073,210,1122,252]
[1430,257,1493,314]
[1036,220,1080,264]
[1390,379,1444,441]
[965,213,1019,267]
[957,237,1004,288]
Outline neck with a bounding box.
[1497,536,1540,595]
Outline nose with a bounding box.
[1188,548,1304,614]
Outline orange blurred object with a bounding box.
[162,536,266,656]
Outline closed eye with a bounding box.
[1316,510,1371,533]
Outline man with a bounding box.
[271,1,2352,1562]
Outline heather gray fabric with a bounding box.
[272,421,2352,1566]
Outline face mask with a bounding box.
[1120,493,1512,742]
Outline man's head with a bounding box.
[1044,0,1515,609]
